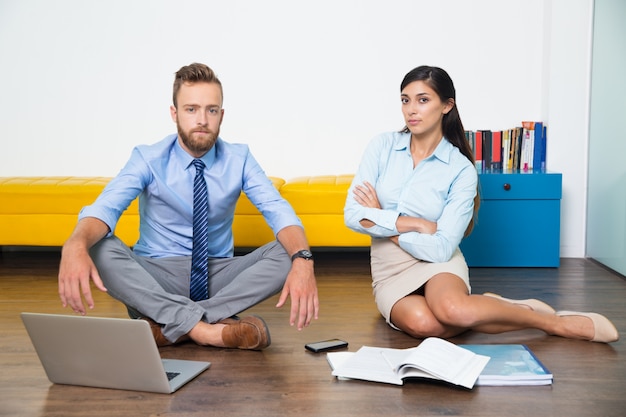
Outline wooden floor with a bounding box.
[1,249,625,417]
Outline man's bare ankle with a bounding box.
[188,321,226,346]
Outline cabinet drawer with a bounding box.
[478,172,562,200]
[460,172,562,267]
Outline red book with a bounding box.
[492,130,502,171]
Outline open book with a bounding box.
[328,337,490,389]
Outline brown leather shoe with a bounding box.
[140,317,189,347]
[221,315,271,350]
[216,315,241,325]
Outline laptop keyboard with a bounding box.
[166,372,180,381]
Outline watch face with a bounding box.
[292,249,313,260]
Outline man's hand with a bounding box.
[58,243,107,315]
[275,225,319,330]
[58,218,109,315]
[275,258,318,330]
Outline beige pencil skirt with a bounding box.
[370,238,471,329]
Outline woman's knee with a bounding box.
[403,320,444,338]
[430,297,475,328]
[391,305,446,338]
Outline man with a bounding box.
[58,63,319,350]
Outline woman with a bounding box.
[344,65,618,343]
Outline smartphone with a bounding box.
[305,339,348,353]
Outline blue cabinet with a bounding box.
[459,172,562,267]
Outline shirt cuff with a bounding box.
[363,207,400,234]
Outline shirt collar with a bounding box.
[432,137,453,164]
[174,136,218,170]
[394,132,453,164]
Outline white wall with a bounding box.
[0,0,591,257]
[546,0,593,259]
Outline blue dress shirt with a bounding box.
[344,131,477,263]
[79,134,301,258]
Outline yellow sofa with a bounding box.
[0,175,369,249]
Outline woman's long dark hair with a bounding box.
[400,65,479,236]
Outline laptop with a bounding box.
[21,312,210,394]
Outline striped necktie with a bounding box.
[189,159,209,301]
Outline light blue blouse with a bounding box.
[344,131,477,263]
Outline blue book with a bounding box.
[532,122,545,172]
[459,344,553,386]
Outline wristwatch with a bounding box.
[291,249,314,262]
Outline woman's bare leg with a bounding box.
[390,294,466,339]
[424,273,596,340]
[390,273,603,341]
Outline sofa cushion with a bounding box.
[0,175,369,248]
[0,177,139,246]
[230,177,284,248]
[0,177,136,214]
[0,176,285,248]
[280,175,369,247]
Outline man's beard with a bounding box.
[177,122,219,155]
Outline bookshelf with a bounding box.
[459,171,562,267]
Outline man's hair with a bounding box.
[172,63,223,108]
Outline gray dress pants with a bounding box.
[90,236,290,343]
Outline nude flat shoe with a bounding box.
[483,292,556,315]
[556,311,619,343]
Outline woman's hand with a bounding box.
[353,181,381,209]
[396,216,437,235]
[354,181,380,228]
